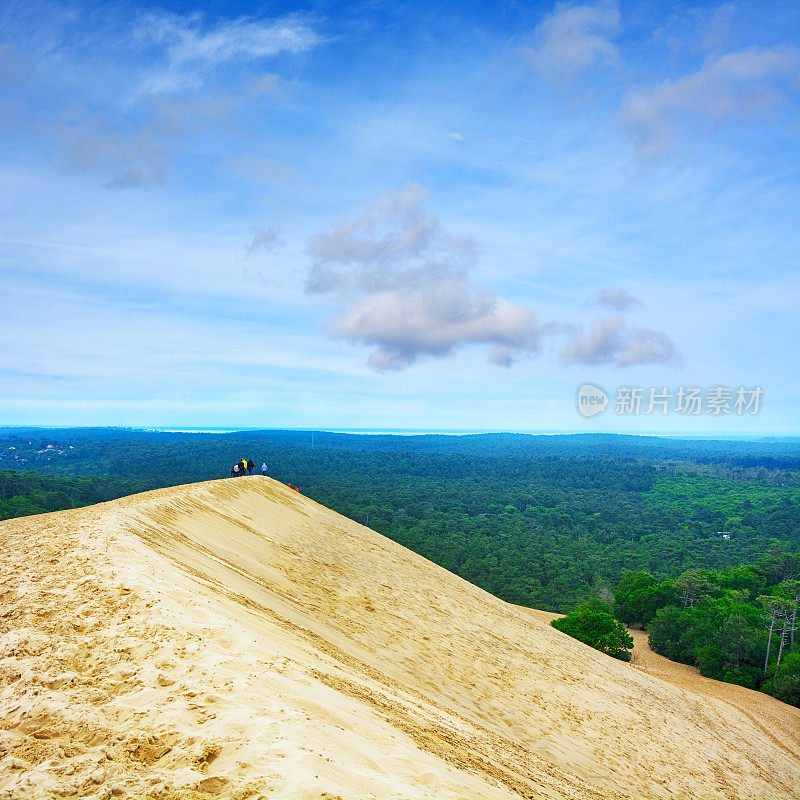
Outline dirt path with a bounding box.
[520,607,800,760]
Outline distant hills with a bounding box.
[2,426,799,465]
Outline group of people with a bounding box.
[228,458,300,493]
[230,458,266,477]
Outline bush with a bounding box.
[648,605,698,664]
[551,598,634,661]
[695,614,765,687]
[762,651,800,706]
[614,571,678,626]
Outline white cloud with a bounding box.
[621,45,800,158]
[524,1,621,86]
[333,283,540,371]
[246,227,283,254]
[591,287,641,310]
[307,184,542,370]
[135,12,320,95]
[561,316,680,366]
[307,182,477,293]
[615,327,680,366]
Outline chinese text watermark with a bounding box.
[577,384,763,418]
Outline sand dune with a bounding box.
[1,477,799,800]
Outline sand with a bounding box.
[1,477,798,800]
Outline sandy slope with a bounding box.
[1,478,798,800]
[523,608,799,783]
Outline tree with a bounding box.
[614,571,655,624]
[762,651,800,706]
[676,568,712,609]
[775,597,796,667]
[760,596,793,674]
[716,565,765,599]
[615,571,679,626]
[777,579,800,651]
[759,542,800,583]
[648,605,697,664]
[551,598,634,661]
[695,614,765,689]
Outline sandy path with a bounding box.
[1,477,799,800]
[521,607,800,763]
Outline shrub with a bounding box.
[551,598,634,661]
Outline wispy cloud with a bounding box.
[591,287,642,310]
[621,45,800,158]
[696,2,738,55]
[45,105,169,188]
[524,1,621,86]
[652,2,739,62]
[43,93,238,188]
[307,184,543,370]
[0,8,314,190]
[228,155,299,186]
[561,316,680,366]
[246,227,283,254]
[134,12,320,95]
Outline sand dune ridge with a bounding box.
[1,477,799,800]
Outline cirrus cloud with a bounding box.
[524,1,621,86]
[621,45,800,158]
[134,12,320,95]
[1,9,319,190]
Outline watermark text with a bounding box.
[577,384,763,418]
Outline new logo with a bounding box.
[577,384,609,417]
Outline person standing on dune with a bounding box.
[247,458,255,475]
[261,462,267,476]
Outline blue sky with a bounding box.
[1,0,798,433]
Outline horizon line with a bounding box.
[1,425,799,441]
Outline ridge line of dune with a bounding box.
[115,486,606,799]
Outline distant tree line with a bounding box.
[0,470,153,519]
[2,427,800,465]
